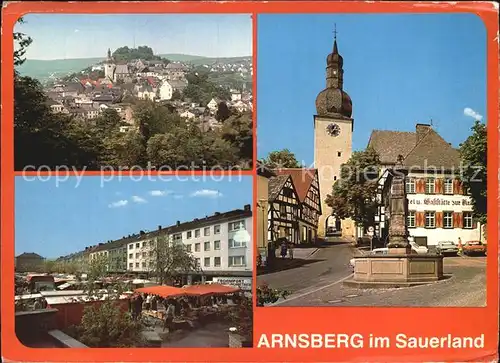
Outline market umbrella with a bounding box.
[181,283,240,296]
[134,285,186,298]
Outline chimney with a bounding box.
[244,204,251,211]
[158,225,162,231]
[139,230,145,235]
[416,123,432,143]
[176,221,180,226]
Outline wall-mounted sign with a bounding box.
[212,277,252,291]
[408,198,473,206]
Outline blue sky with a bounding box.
[15,176,252,258]
[257,14,487,165]
[15,14,252,60]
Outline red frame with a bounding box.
[2,1,498,362]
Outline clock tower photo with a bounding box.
[314,28,355,239]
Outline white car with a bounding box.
[349,243,428,269]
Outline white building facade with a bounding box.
[375,169,482,247]
[124,206,253,287]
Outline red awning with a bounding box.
[134,285,186,298]
[181,283,240,296]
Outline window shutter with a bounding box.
[453,181,458,195]
[435,212,443,228]
[456,212,463,228]
[417,179,424,193]
[472,219,478,229]
[459,181,465,195]
[452,212,458,228]
[417,212,425,227]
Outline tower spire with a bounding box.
[333,24,338,54]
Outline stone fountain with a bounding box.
[344,159,444,288]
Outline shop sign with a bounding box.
[408,197,473,206]
[212,277,252,291]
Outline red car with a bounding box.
[462,241,487,256]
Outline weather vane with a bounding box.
[333,23,338,40]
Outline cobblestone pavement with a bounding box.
[272,256,486,307]
[257,242,355,295]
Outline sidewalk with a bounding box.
[257,247,320,275]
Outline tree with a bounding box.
[221,112,253,167]
[133,100,182,137]
[101,130,146,168]
[69,253,143,348]
[95,109,123,134]
[111,45,167,63]
[459,120,487,226]
[78,298,144,348]
[325,148,381,229]
[146,235,199,285]
[41,260,58,274]
[14,17,32,68]
[215,102,231,122]
[171,89,182,101]
[14,19,103,170]
[262,149,301,169]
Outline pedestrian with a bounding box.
[145,294,151,310]
[289,243,294,260]
[40,297,48,309]
[33,298,42,311]
[280,241,287,259]
[151,295,157,311]
[457,237,463,257]
[163,299,175,332]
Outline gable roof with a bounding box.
[268,175,291,201]
[403,127,461,169]
[115,64,129,74]
[16,252,43,259]
[367,124,460,169]
[273,168,317,203]
[367,130,416,164]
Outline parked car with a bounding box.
[409,241,428,254]
[349,248,389,269]
[462,241,487,256]
[436,241,459,256]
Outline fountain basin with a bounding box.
[343,253,444,288]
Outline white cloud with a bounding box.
[149,190,171,197]
[131,196,147,204]
[108,200,128,208]
[74,29,79,33]
[190,189,223,198]
[464,107,483,121]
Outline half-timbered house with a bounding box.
[273,169,322,244]
[267,174,301,244]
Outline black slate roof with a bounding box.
[268,175,290,201]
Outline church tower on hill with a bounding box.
[104,48,116,80]
[313,27,355,239]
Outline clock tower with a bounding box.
[314,29,355,239]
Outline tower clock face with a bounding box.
[326,123,340,137]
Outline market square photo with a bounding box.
[255,13,488,307]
